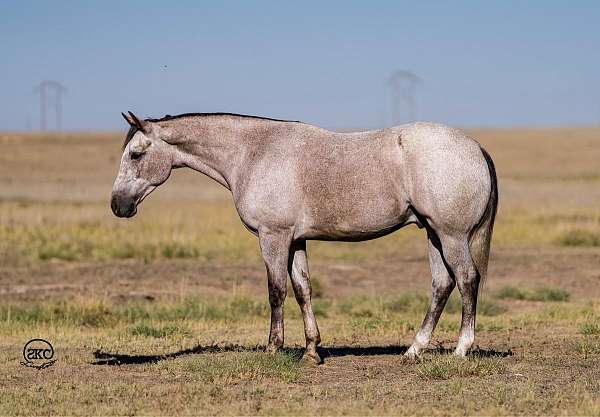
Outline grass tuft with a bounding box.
[310,275,325,298]
[180,351,302,383]
[312,299,331,317]
[496,285,570,302]
[530,287,570,302]
[384,292,429,314]
[127,323,190,338]
[416,354,506,380]
[556,229,600,247]
[160,241,199,259]
[573,338,600,355]
[578,321,600,335]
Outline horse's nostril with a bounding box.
[110,195,120,216]
[111,193,128,217]
[111,192,136,218]
[110,198,117,214]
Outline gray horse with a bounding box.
[111,111,497,363]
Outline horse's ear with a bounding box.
[121,112,135,126]
[127,111,150,133]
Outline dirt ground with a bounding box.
[0,127,599,415]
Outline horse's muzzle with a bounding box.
[111,192,137,218]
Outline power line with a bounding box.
[387,70,422,125]
[33,80,67,131]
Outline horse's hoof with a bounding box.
[401,345,425,363]
[265,344,280,354]
[301,352,323,365]
[453,348,469,358]
[404,345,422,360]
[401,353,421,364]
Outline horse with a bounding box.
[111,111,498,363]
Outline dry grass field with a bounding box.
[0,127,599,415]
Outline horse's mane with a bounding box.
[122,112,301,150]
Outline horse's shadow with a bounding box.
[91,343,512,366]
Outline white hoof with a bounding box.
[453,346,470,357]
[405,344,423,358]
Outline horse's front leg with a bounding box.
[259,228,293,353]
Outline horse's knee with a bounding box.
[432,274,455,295]
[456,265,479,294]
[268,286,286,307]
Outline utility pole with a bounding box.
[387,70,421,125]
[33,80,67,131]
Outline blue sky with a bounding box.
[1,1,599,130]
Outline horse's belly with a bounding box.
[296,198,412,241]
[299,222,408,242]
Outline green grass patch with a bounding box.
[0,299,115,327]
[556,229,600,247]
[382,292,506,317]
[178,351,302,383]
[416,354,506,380]
[310,275,325,298]
[383,292,429,314]
[0,295,269,328]
[495,285,570,302]
[527,304,596,324]
[312,299,331,318]
[573,338,600,355]
[160,241,199,259]
[121,295,268,323]
[578,321,600,335]
[127,323,190,338]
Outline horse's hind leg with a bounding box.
[437,233,480,357]
[406,232,455,358]
[288,240,322,364]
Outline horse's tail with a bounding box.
[469,146,498,285]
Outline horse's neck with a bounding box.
[170,119,259,191]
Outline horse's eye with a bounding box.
[130,151,143,160]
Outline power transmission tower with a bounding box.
[33,80,67,131]
[387,70,421,125]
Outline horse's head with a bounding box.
[111,112,174,218]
